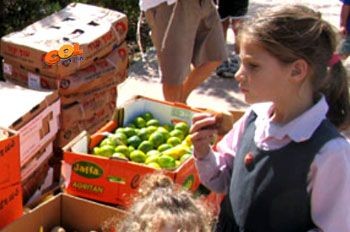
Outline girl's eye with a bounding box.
[248,63,258,69]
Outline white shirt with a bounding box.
[139,0,176,11]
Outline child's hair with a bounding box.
[114,173,213,232]
[237,4,350,130]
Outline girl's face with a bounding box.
[235,38,293,104]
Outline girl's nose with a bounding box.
[234,65,244,82]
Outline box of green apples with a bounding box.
[62,96,203,207]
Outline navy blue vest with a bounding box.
[216,112,341,232]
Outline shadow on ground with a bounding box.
[196,75,248,109]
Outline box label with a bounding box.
[71,181,104,194]
[27,72,41,90]
[3,63,12,75]
[73,161,103,179]
[182,174,195,190]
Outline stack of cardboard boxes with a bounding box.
[0,82,60,205]
[1,2,129,147]
[0,2,129,210]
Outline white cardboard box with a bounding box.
[20,141,53,181]
[0,82,60,166]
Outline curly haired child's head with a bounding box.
[113,173,213,232]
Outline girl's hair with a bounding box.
[237,4,350,130]
[112,173,213,232]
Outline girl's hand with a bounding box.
[340,26,347,37]
[190,113,219,159]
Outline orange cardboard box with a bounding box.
[62,96,204,207]
[0,128,22,229]
[203,191,225,216]
[0,127,20,189]
[2,41,128,95]
[0,182,23,229]
[0,2,128,78]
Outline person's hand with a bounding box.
[190,113,219,160]
[340,26,347,37]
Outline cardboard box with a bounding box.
[22,156,51,204]
[20,140,53,181]
[203,191,225,216]
[0,182,23,229]
[57,104,116,148]
[62,96,203,207]
[1,193,125,232]
[2,41,128,95]
[0,82,60,166]
[1,2,128,78]
[0,129,22,230]
[0,128,23,229]
[23,167,57,209]
[56,86,117,147]
[0,127,20,189]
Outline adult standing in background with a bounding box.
[339,0,350,59]
[139,0,227,103]
[215,0,249,78]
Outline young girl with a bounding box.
[190,4,350,232]
[111,173,213,232]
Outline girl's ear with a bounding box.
[289,59,309,83]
